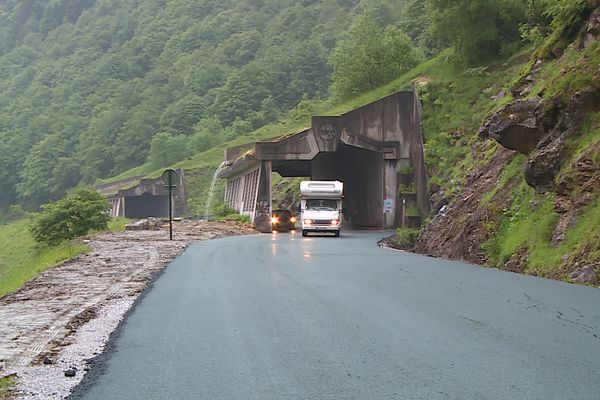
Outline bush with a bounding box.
[395,228,420,249]
[211,202,251,224]
[31,189,111,246]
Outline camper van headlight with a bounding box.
[303,219,312,226]
[271,217,278,224]
[331,219,339,226]
[290,216,297,223]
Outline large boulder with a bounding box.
[583,6,600,48]
[524,135,566,192]
[479,98,545,154]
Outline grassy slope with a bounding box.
[485,116,600,277]
[0,217,128,297]
[100,49,522,214]
[99,37,599,281]
[481,36,600,278]
[97,52,465,188]
[0,376,14,400]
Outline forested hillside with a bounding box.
[0,0,429,212]
[0,0,597,284]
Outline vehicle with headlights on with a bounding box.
[300,181,343,237]
[271,209,296,231]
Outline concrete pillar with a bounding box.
[383,160,398,229]
[254,161,272,233]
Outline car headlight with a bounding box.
[331,219,339,226]
[290,217,297,223]
[271,217,278,224]
[303,219,312,226]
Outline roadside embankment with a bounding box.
[0,220,255,399]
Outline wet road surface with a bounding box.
[71,231,600,400]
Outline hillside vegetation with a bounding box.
[0,0,597,287]
[413,2,600,283]
[0,0,427,213]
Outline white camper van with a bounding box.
[300,181,343,237]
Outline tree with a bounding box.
[30,188,110,246]
[427,0,527,65]
[146,132,194,170]
[330,14,422,101]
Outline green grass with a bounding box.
[484,182,558,268]
[0,217,130,298]
[484,184,600,278]
[531,40,600,101]
[98,52,462,187]
[482,90,600,278]
[481,153,526,204]
[526,194,600,277]
[107,217,130,232]
[0,220,90,297]
[0,376,15,400]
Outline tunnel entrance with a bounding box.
[307,144,383,228]
[219,90,430,232]
[124,193,169,219]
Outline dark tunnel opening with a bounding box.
[311,144,383,228]
[124,192,169,219]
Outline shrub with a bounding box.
[211,202,251,224]
[395,228,420,249]
[31,189,111,246]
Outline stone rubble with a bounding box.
[0,220,255,399]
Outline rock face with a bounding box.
[411,7,600,285]
[524,135,566,192]
[583,6,600,48]
[570,264,599,285]
[414,148,518,264]
[551,142,600,245]
[482,86,600,192]
[479,98,544,154]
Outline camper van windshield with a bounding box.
[306,199,337,211]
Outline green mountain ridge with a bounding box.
[0,0,415,211]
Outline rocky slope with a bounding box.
[413,7,600,285]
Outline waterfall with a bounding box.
[204,161,227,219]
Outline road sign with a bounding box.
[162,169,178,187]
[162,169,178,240]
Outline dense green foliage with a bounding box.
[395,227,420,249]
[0,0,584,214]
[31,188,110,245]
[426,0,589,65]
[330,14,422,100]
[427,0,527,64]
[0,0,421,212]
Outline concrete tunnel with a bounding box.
[96,170,189,219]
[219,90,431,233]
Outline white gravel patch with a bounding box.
[8,299,133,399]
[0,220,255,399]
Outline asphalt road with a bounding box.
[71,231,600,400]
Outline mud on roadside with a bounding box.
[0,220,256,399]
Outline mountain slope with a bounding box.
[0,0,409,211]
[413,7,600,284]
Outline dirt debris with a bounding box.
[0,220,255,399]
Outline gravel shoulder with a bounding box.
[0,220,256,399]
